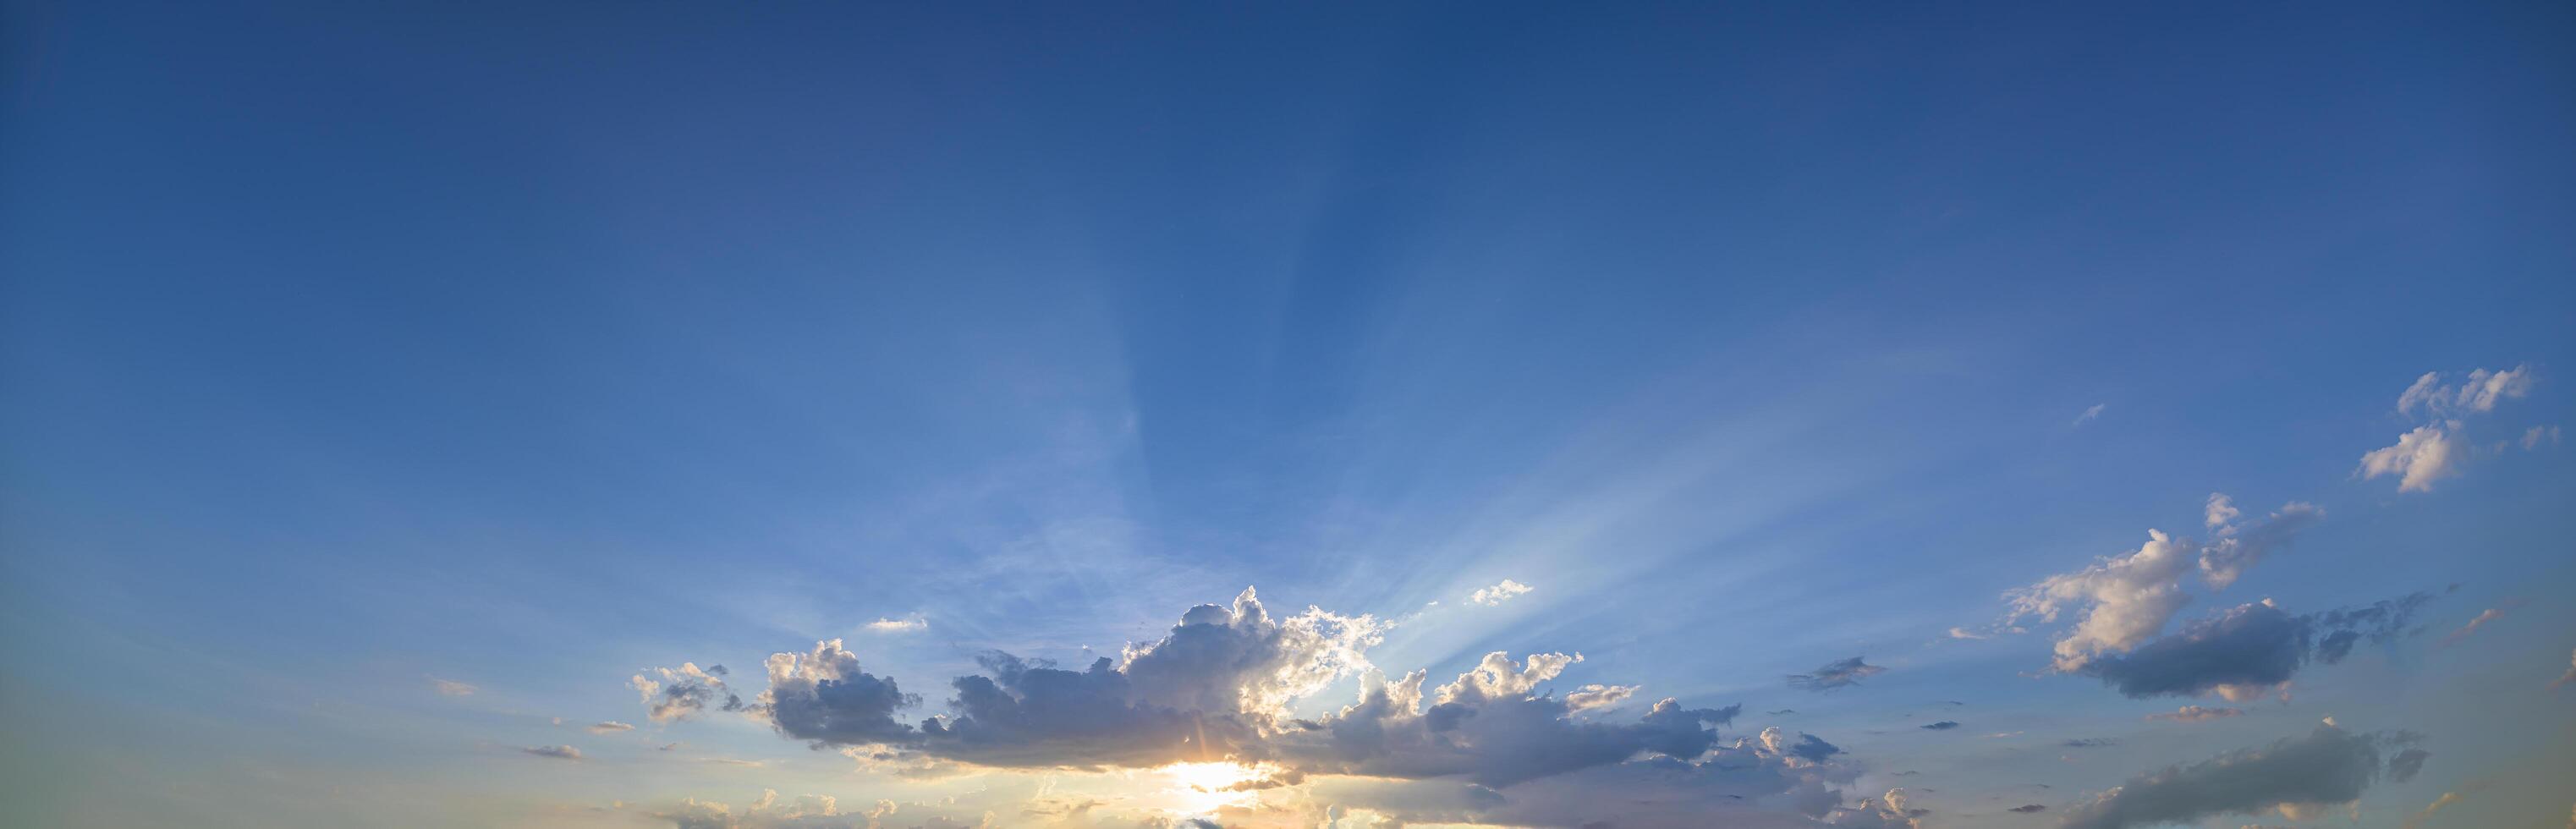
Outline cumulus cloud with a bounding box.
[2146,705,2244,723]
[1787,657,1887,691]
[1828,788,1922,828]
[2365,365,2535,493]
[588,721,635,734]
[2008,500,2324,673]
[2072,593,2430,700]
[660,586,1886,826]
[431,678,477,696]
[2057,725,2421,829]
[633,662,743,723]
[2359,424,2466,493]
[522,744,583,760]
[1469,579,1534,607]
[756,640,920,746]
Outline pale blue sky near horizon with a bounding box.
[4,2,2573,827]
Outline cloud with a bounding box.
[2010,804,2047,813]
[2074,404,2107,427]
[1946,627,1989,640]
[633,662,743,723]
[2397,365,2534,419]
[2365,365,2535,493]
[1565,684,1639,712]
[864,616,927,633]
[2071,593,2430,700]
[2197,501,2323,590]
[2439,601,2521,648]
[522,745,583,760]
[652,788,865,829]
[2524,425,2562,450]
[910,587,1386,769]
[1787,657,1887,691]
[2057,725,2420,829]
[2359,424,2466,493]
[2146,705,2244,722]
[2008,500,2324,671]
[1828,788,1922,828]
[2551,649,2576,691]
[587,721,635,734]
[2062,738,2117,749]
[755,640,920,746]
[2387,748,2430,783]
[1469,579,1534,607]
[2403,787,2483,829]
[1920,722,1959,731]
[431,678,476,696]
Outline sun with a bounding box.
[1154,760,1266,815]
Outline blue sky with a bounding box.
[4,2,2573,827]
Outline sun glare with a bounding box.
[1155,760,1265,815]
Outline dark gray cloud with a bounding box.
[2073,592,2431,700]
[2387,748,2430,783]
[919,651,1257,768]
[2062,738,2117,749]
[2010,804,2047,813]
[1788,657,1887,691]
[1920,722,1960,731]
[2057,725,2423,829]
[754,640,920,746]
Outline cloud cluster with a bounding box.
[641,588,1882,826]
[2057,725,2421,829]
[2072,593,2430,700]
[1469,579,1533,607]
[1787,656,1887,691]
[2363,365,2537,492]
[2008,496,2322,673]
[634,663,744,723]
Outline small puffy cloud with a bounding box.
[2072,593,2430,700]
[431,678,476,696]
[522,745,582,760]
[2057,725,2420,829]
[2359,424,2465,493]
[2397,365,2534,419]
[1828,788,1922,828]
[587,721,635,734]
[1920,722,1960,731]
[864,616,927,633]
[1946,627,1989,640]
[1787,657,1886,691]
[2146,705,2244,723]
[2202,493,2240,530]
[2074,404,2107,427]
[633,662,742,723]
[2524,425,2563,450]
[1564,684,1638,713]
[1469,579,1534,607]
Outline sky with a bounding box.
[3,2,2574,827]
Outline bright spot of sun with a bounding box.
[1155,760,1264,815]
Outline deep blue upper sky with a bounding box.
[4,3,2573,827]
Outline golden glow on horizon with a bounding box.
[1154,760,1265,815]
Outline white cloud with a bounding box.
[2525,425,2562,450]
[431,678,477,696]
[2552,649,2576,691]
[864,616,927,633]
[587,721,636,734]
[1565,683,1639,712]
[2359,424,2464,492]
[2074,404,2108,427]
[2198,500,2324,590]
[2011,530,2200,671]
[633,662,740,723]
[1469,579,1534,607]
[2203,493,2239,530]
[2397,365,2533,418]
